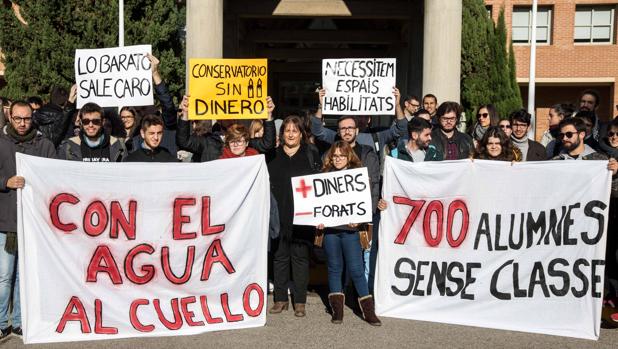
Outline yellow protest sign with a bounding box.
[189,58,268,120]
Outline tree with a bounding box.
[0,0,185,102]
[491,8,522,118]
[461,2,523,125]
[460,0,495,123]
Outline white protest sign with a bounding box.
[17,154,269,344]
[292,168,372,227]
[322,58,396,115]
[375,157,611,340]
[75,45,153,108]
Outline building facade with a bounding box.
[486,0,618,139]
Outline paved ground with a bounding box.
[1,293,617,349]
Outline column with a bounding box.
[186,0,224,77]
[422,0,462,103]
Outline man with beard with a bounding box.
[578,89,604,140]
[429,101,474,160]
[392,118,442,161]
[509,109,546,161]
[124,114,178,163]
[58,103,127,162]
[552,117,615,165]
[0,101,56,339]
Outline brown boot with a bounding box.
[328,293,345,324]
[358,295,381,326]
[269,301,289,314]
[294,303,306,317]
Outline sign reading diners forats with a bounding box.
[17,154,270,344]
[322,58,396,115]
[375,157,612,340]
[75,45,153,108]
[189,58,268,120]
[291,168,372,227]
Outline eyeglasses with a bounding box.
[608,131,618,137]
[12,116,32,123]
[82,118,102,126]
[499,125,512,129]
[229,138,246,146]
[477,113,489,119]
[410,103,420,108]
[441,117,457,123]
[332,154,346,160]
[558,132,577,139]
[338,126,356,133]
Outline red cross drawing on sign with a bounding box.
[295,179,312,198]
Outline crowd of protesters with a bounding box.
[2,58,618,339]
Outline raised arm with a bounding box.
[249,96,276,153]
[149,54,177,130]
[175,95,204,154]
[311,88,337,144]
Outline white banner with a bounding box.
[292,168,372,227]
[17,154,269,344]
[75,45,153,108]
[322,58,396,115]
[376,157,612,340]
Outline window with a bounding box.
[574,6,615,44]
[512,6,552,44]
[486,5,493,18]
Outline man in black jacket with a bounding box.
[509,109,546,161]
[430,101,474,160]
[124,114,178,162]
[33,85,77,148]
[0,101,56,339]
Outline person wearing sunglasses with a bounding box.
[508,109,546,161]
[0,101,56,339]
[58,102,127,162]
[468,104,499,147]
[498,119,512,138]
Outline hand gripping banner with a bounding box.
[375,157,612,340]
[17,154,269,343]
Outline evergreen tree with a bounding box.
[507,40,523,113]
[460,0,495,124]
[491,8,522,118]
[0,0,185,102]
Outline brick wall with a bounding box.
[485,0,618,138]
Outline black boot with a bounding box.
[328,293,345,324]
[358,295,381,326]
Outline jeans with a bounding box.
[0,232,20,330]
[323,230,369,297]
[368,212,380,295]
[272,236,310,303]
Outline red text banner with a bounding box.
[17,154,269,343]
[375,157,612,340]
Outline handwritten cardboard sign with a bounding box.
[75,45,153,108]
[292,168,372,227]
[189,58,268,120]
[322,58,396,115]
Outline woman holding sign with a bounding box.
[267,115,321,317]
[316,141,381,326]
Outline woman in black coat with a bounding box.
[266,115,321,317]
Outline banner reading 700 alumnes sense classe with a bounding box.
[376,157,611,340]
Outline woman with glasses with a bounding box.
[316,141,381,326]
[119,107,141,151]
[219,124,258,159]
[468,104,499,146]
[474,126,521,162]
[498,119,512,138]
[595,118,618,327]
